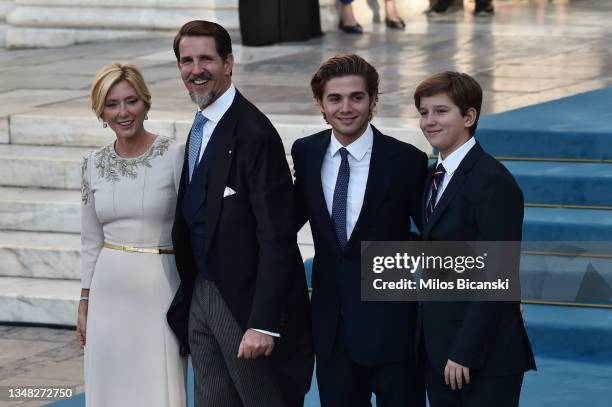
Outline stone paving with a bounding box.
[1,0,612,405]
[1,0,612,123]
[0,326,82,407]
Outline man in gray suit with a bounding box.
[167,20,314,407]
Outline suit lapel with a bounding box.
[345,126,391,253]
[177,121,196,201]
[423,142,484,237]
[308,131,341,254]
[202,92,240,254]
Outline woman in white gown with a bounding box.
[76,62,186,407]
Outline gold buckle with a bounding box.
[103,242,174,255]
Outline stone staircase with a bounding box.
[0,0,14,48]
[477,89,612,305]
[0,111,426,326]
[4,88,612,325]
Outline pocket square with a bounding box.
[223,186,236,197]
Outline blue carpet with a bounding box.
[522,207,612,240]
[503,160,612,206]
[521,357,612,407]
[524,304,612,363]
[521,254,612,304]
[477,87,612,160]
[45,305,612,407]
[520,304,612,407]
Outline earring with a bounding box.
[102,122,108,128]
[145,114,148,120]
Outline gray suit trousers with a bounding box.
[188,275,283,407]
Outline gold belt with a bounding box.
[103,242,174,255]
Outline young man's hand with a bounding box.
[445,359,470,390]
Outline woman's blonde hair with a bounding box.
[90,62,151,118]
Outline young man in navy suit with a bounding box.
[292,54,428,406]
[414,72,536,407]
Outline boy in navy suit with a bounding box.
[292,54,428,407]
[414,72,536,407]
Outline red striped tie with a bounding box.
[426,163,446,223]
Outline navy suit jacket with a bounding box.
[417,141,537,376]
[292,126,428,365]
[168,90,314,394]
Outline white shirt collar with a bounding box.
[197,83,236,123]
[436,137,477,176]
[329,124,373,162]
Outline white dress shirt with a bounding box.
[194,84,236,164]
[191,84,279,338]
[321,124,373,240]
[430,137,476,206]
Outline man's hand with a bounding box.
[444,359,470,390]
[237,329,275,359]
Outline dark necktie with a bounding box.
[331,148,350,250]
[188,111,208,181]
[425,163,446,223]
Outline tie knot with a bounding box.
[435,163,446,176]
[194,111,208,127]
[339,147,349,160]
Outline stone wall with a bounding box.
[3,0,435,49]
[0,0,15,47]
[4,0,338,49]
[5,0,239,48]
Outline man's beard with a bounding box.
[189,90,216,109]
[187,73,216,109]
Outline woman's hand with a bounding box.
[76,290,89,348]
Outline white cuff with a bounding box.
[252,328,280,338]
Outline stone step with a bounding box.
[0,187,79,233]
[7,112,431,155]
[0,144,89,189]
[504,160,612,207]
[523,207,612,241]
[4,185,611,243]
[0,22,7,49]
[0,230,79,280]
[0,228,313,280]
[5,1,239,49]
[0,276,79,326]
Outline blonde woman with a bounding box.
[77,62,186,406]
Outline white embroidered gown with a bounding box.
[80,136,187,407]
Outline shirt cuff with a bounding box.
[252,328,280,338]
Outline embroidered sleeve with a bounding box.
[81,155,90,204]
[81,152,104,289]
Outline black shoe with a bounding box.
[474,1,494,15]
[428,0,453,14]
[338,20,364,34]
[385,17,406,30]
